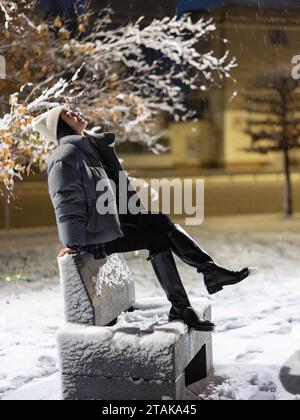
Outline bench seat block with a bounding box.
[58,253,135,326]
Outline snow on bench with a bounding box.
[58,252,135,326]
[57,297,213,400]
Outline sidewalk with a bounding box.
[0,226,58,247]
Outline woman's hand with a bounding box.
[57,248,79,258]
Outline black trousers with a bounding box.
[104,212,175,256]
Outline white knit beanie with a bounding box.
[32,105,68,141]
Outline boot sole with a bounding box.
[170,322,214,332]
[207,269,252,295]
[169,316,215,332]
[189,325,215,332]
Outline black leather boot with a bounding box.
[148,250,215,332]
[168,224,250,295]
[167,224,213,268]
[197,262,250,295]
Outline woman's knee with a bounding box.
[160,213,174,230]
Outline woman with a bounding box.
[32,105,250,332]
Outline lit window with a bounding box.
[269,30,288,46]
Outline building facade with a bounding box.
[159,1,300,174]
[92,1,300,174]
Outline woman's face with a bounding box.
[60,109,88,135]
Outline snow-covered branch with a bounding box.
[0,1,236,194]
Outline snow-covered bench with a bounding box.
[57,253,213,400]
[58,252,135,326]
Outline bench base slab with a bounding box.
[57,298,213,400]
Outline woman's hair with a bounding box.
[56,116,76,141]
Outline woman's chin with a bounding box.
[74,122,87,135]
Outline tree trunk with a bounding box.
[283,147,293,217]
[3,189,11,230]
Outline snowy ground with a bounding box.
[1,214,300,400]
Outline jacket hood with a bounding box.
[32,105,67,141]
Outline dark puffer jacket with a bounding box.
[46,131,142,248]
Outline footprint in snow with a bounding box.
[262,306,281,315]
[273,326,292,335]
[235,347,264,363]
[37,355,57,375]
[217,320,248,332]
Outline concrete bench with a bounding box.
[57,297,213,400]
[58,252,136,326]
